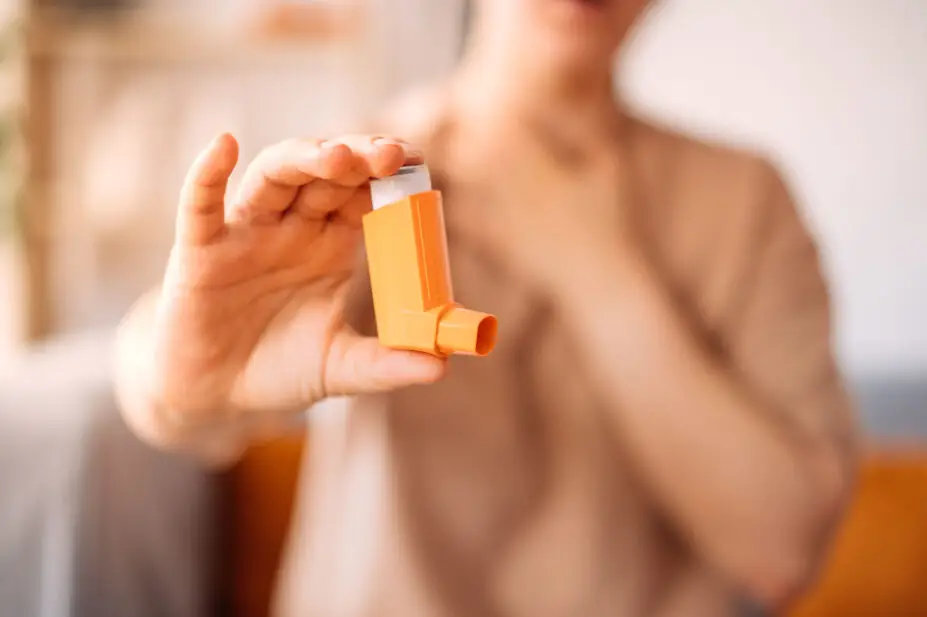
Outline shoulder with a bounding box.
[624,112,823,326]
[625,110,814,252]
[626,111,787,210]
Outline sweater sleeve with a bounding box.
[724,161,858,474]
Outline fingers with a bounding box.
[177,133,239,245]
[230,139,352,223]
[323,331,447,397]
[230,135,422,224]
[290,183,370,224]
[324,134,424,179]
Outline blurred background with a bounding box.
[0,1,924,616]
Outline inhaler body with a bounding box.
[363,165,497,357]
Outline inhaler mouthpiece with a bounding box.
[370,164,432,210]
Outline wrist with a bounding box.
[116,348,250,470]
[114,289,251,469]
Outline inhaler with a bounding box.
[363,165,498,357]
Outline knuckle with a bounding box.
[279,137,309,151]
[252,144,280,168]
[329,133,374,149]
[256,138,323,168]
[256,138,299,160]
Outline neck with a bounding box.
[451,13,625,141]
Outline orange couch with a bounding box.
[790,450,927,617]
[226,435,306,617]
[226,441,927,617]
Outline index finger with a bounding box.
[231,136,423,224]
[230,138,355,222]
[324,134,425,182]
[176,133,240,245]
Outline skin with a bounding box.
[115,0,855,610]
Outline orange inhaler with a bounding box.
[362,165,497,357]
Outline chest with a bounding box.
[388,186,631,514]
[377,159,748,578]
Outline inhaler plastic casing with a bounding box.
[363,165,498,357]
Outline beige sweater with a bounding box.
[272,105,856,617]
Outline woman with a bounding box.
[115,1,858,615]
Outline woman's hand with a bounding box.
[117,133,446,459]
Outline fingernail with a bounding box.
[372,138,423,164]
[405,148,425,162]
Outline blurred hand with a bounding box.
[458,124,641,298]
[151,133,446,432]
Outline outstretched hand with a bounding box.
[141,133,445,440]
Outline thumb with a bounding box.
[322,331,447,397]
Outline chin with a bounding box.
[538,0,646,54]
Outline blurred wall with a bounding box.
[34,0,465,336]
[35,0,927,381]
[623,0,927,378]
